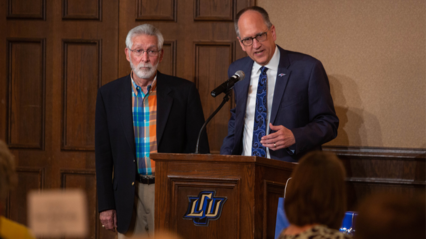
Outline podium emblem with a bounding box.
[183,191,227,226]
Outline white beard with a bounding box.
[130,60,159,80]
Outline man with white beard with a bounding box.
[95,24,209,238]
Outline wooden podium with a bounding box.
[151,153,296,239]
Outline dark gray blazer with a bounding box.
[220,46,338,162]
[95,72,209,233]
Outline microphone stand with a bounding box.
[195,89,232,154]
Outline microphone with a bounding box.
[211,70,245,97]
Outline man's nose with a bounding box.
[141,51,150,62]
[252,38,261,48]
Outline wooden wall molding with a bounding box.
[62,39,101,151]
[62,0,102,21]
[346,177,425,186]
[136,0,176,21]
[323,146,426,158]
[5,167,45,219]
[263,180,286,239]
[16,167,45,188]
[7,0,46,20]
[7,38,46,150]
[194,41,235,153]
[158,40,177,76]
[324,146,425,210]
[193,41,235,87]
[194,0,236,21]
[60,169,96,188]
[60,169,99,238]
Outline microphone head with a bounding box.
[235,70,245,81]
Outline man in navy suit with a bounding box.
[220,6,338,162]
[95,24,209,237]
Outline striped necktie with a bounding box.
[252,66,268,157]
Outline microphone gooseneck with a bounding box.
[195,71,245,153]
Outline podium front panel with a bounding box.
[152,153,295,239]
[170,177,240,238]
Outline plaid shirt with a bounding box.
[131,74,157,175]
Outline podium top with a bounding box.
[150,153,297,170]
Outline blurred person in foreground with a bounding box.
[278,151,350,239]
[354,192,425,239]
[0,140,36,239]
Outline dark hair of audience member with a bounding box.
[354,192,426,239]
[284,151,347,230]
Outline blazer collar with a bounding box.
[270,46,292,124]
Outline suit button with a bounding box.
[132,182,135,185]
[133,160,135,162]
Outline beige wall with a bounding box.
[258,0,426,148]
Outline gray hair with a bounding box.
[234,6,273,38]
[125,24,164,50]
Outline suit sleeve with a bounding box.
[185,83,210,154]
[220,67,238,155]
[291,61,339,154]
[95,89,116,212]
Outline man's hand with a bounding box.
[261,123,295,150]
[100,209,117,231]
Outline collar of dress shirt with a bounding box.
[130,71,157,95]
[252,46,280,74]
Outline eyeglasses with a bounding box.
[128,48,160,57]
[240,32,268,46]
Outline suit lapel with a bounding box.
[120,75,136,155]
[271,47,291,124]
[156,72,173,147]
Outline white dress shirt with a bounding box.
[242,46,280,158]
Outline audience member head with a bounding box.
[354,192,426,239]
[0,140,18,202]
[284,151,347,230]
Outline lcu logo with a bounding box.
[183,191,227,226]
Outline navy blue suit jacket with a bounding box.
[220,46,338,162]
[95,72,209,233]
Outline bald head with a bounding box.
[234,6,272,38]
[235,8,277,66]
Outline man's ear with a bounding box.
[270,25,277,42]
[125,48,130,62]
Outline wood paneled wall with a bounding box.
[2,0,119,238]
[0,0,253,238]
[1,1,424,239]
[325,146,426,210]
